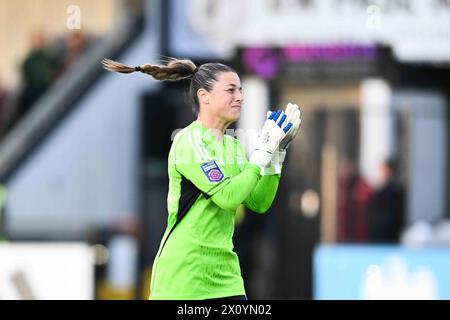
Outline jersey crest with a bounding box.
[201,160,224,182]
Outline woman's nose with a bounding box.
[235,91,243,102]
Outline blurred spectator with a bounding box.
[17,32,59,120]
[0,77,7,128]
[367,159,405,243]
[5,31,90,135]
[336,156,373,243]
[56,31,89,76]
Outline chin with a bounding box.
[230,109,241,118]
[230,114,240,122]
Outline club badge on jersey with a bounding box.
[201,160,224,182]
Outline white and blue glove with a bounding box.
[249,110,294,172]
[262,103,301,175]
[280,103,301,150]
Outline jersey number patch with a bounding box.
[201,160,224,182]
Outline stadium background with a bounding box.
[0,0,449,300]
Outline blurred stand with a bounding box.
[336,156,373,243]
[0,185,6,242]
[101,215,139,299]
[0,0,449,300]
[401,220,450,247]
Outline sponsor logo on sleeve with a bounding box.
[201,160,224,182]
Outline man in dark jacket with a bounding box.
[368,159,405,243]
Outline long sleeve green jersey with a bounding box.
[150,121,280,300]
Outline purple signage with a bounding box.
[283,45,377,62]
[241,45,377,79]
[242,47,280,80]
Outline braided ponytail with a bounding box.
[102,57,197,81]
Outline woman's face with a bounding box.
[201,72,243,122]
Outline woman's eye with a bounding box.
[227,89,234,93]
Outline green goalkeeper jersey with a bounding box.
[150,121,281,300]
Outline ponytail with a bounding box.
[102,57,197,81]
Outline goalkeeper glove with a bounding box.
[279,102,301,151]
[262,103,301,175]
[249,110,293,171]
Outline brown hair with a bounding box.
[102,57,236,114]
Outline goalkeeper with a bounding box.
[102,57,301,300]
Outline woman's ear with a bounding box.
[197,88,210,105]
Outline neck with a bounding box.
[196,113,232,141]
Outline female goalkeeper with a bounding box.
[102,57,301,300]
